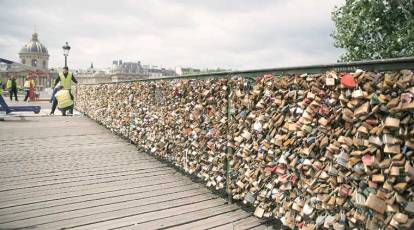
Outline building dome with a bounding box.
[19,32,49,69]
[19,33,48,54]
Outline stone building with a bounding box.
[0,32,53,91]
[111,60,177,81]
[19,33,49,70]
[110,60,148,82]
[76,60,178,84]
[76,64,112,84]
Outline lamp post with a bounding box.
[62,42,71,67]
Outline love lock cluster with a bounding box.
[76,69,414,230]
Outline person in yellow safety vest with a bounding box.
[7,77,19,101]
[53,66,78,101]
[6,77,12,95]
[54,86,74,116]
[6,78,11,90]
[23,76,36,102]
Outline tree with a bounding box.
[331,0,414,62]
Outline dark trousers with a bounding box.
[9,89,18,101]
[50,88,58,103]
[24,90,30,101]
[51,98,57,114]
[60,105,74,116]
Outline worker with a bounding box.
[53,66,78,101]
[54,86,74,116]
[23,76,35,102]
[6,77,11,97]
[7,77,19,101]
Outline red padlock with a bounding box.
[341,74,357,89]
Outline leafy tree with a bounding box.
[331,0,414,62]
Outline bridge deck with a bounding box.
[0,116,268,230]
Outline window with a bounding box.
[31,59,37,67]
[22,59,26,64]
[43,60,46,68]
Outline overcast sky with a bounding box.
[0,0,345,70]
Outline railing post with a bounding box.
[226,76,233,204]
[73,85,77,112]
[128,112,135,144]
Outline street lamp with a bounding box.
[62,42,71,67]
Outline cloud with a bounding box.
[0,0,345,70]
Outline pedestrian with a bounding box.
[54,86,74,116]
[7,77,19,101]
[23,76,35,102]
[6,77,11,97]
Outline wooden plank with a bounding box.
[0,166,172,193]
[0,169,176,199]
[0,157,163,178]
[0,177,192,214]
[0,184,204,223]
[0,174,194,210]
[116,204,240,230]
[0,132,108,142]
[1,194,219,229]
[0,162,168,188]
[211,216,266,230]
[0,155,156,177]
[0,158,159,182]
[0,150,152,165]
[0,142,130,154]
[0,151,134,166]
[166,208,252,230]
[0,148,145,159]
[249,225,271,230]
[0,148,142,161]
[67,195,224,230]
[230,216,265,229]
[0,169,180,202]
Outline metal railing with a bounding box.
[75,56,414,206]
[80,57,414,85]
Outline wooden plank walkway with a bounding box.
[0,116,269,230]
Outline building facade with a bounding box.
[0,32,53,92]
[110,60,148,82]
[77,60,178,84]
[19,33,49,70]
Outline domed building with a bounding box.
[0,32,53,94]
[19,32,49,70]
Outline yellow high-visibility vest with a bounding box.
[55,90,73,109]
[0,80,3,94]
[24,80,31,88]
[6,80,12,89]
[59,72,73,90]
